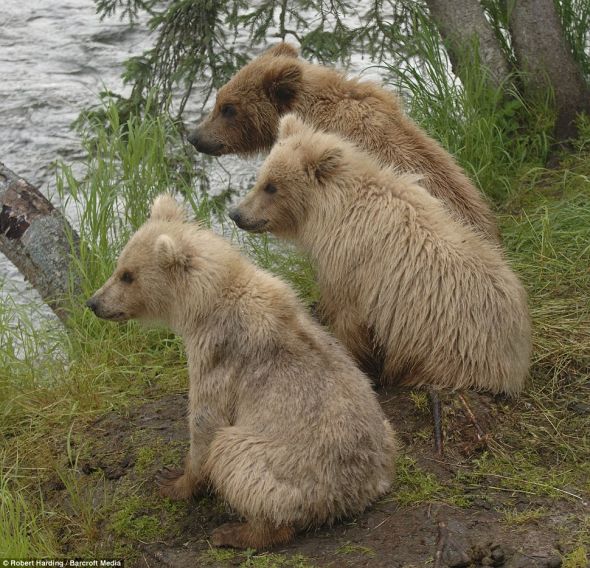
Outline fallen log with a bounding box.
[0,162,80,323]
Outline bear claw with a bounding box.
[157,467,207,500]
[156,467,191,499]
[156,467,184,485]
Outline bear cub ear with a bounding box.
[278,113,310,139]
[264,42,299,59]
[150,194,187,223]
[262,60,302,111]
[305,147,343,183]
[155,234,189,269]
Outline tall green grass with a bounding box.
[503,165,590,382]
[385,8,553,202]
[59,97,208,296]
[0,454,58,556]
[556,0,590,78]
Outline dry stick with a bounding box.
[433,519,448,568]
[429,389,444,456]
[458,392,487,442]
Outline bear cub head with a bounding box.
[229,113,344,237]
[87,195,224,326]
[188,43,303,156]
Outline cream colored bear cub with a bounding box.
[86,195,396,550]
[231,115,531,396]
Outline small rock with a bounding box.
[506,553,540,568]
[472,498,492,510]
[81,462,97,475]
[45,479,66,491]
[102,464,125,480]
[491,544,506,566]
[567,401,590,415]
[443,547,471,568]
[545,556,562,568]
[482,556,494,566]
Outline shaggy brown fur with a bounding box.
[189,42,500,242]
[231,115,531,394]
[86,195,397,549]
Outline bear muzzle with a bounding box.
[187,128,225,156]
[228,207,268,233]
[86,296,128,321]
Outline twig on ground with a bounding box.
[458,392,488,443]
[433,518,448,568]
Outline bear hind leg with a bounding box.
[211,520,295,549]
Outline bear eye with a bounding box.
[120,271,134,284]
[264,183,277,195]
[220,104,236,119]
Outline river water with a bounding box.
[0,0,380,331]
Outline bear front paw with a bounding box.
[156,466,201,500]
[211,521,296,549]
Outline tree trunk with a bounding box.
[0,163,80,323]
[509,0,590,141]
[425,0,511,90]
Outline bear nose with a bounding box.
[86,297,98,313]
[228,208,242,226]
[187,129,200,148]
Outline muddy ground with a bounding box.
[46,386,588,568]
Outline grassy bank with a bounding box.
[1,87,589,565]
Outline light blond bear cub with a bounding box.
[86,195,397,550]
[189,42,500,242]
[231,115,532,395]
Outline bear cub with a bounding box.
[87,195,397,549]
[231,115,531,396]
